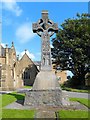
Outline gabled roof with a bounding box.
[19,53,39,71]
[19,53,33,63]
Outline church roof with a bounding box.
[19,53,33,63]
[34,61,41,66]
[19,53,40,71]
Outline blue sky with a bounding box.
[1,1,88,76]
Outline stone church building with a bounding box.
[0,42,67,91]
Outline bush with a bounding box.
[62,75,88,89]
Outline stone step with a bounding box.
[34,110,56,119]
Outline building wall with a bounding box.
[0,57,5,64]
[0,43,23,90]
[0,43,67,91]
[15,53,38,86]
[52,64,67,84]
[55,70,67,84]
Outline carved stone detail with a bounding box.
[32,10,58,70]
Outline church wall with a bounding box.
[5,66,14,90]
[0,42,67,91]
[0,65,6,90]
[1,65,15,91]
[16,56,38,86]
[0,43,24,91]
[0,57,5,64]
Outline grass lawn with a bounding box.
[2,92,25,107]
[69,97,90,108]
[1,92,89,119]
[58,97,89,119]
[58,110,89,119]
[61,87,89,93]
[24,86,32,89]
[2,109,35,118]
[1,92,35,119]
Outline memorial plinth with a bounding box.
[24,10,69,107]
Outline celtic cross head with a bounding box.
[32,10,58,37]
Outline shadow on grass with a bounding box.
[8,93,25,105]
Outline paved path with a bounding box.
[0,89,89,99]
[0,91,13,94]
[34,110,56,119]
[5,100,88,119]
[62,90,89,99]
[17,88,89,100]
[4,89,89,119]
[17,88,89,99]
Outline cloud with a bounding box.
[2,0,22,16]
[16,22,35,43]
[1,43,6,48]
[17,50,35,60]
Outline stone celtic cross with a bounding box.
[32,10,58,70]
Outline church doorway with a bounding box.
[22,67,31,86]
[21,65,38,86]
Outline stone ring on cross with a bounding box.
[32,11,58,37]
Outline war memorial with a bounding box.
[24,10,69,107]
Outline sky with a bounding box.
[1,1,89,76]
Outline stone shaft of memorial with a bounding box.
[32,10,58,71]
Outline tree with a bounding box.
[52,13,90,87]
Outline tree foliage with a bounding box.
[52,13,90,86]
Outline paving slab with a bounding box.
[4,100,88,119]
[62,90,89,99]
[4,100,88,111]
[34,110,56,119]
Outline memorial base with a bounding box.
[24,71,70,107]
[24,89,62,107]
